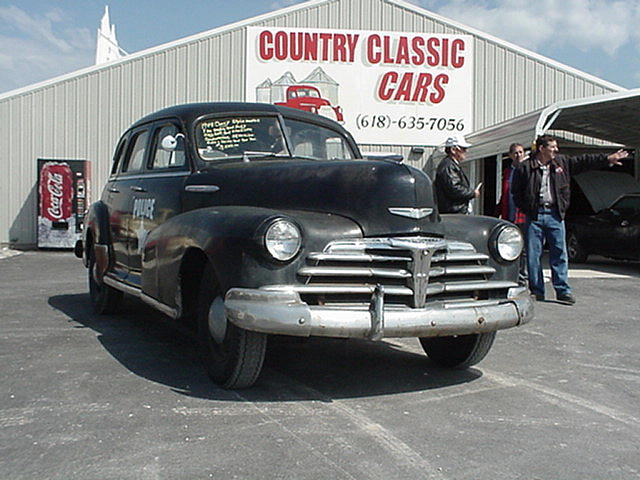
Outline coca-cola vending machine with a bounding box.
[37,159,91,249]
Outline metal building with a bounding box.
[0,0,626,246]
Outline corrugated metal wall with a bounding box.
[0,0,618,245]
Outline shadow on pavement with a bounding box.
[49,293,483,402]
[569,255,639,277]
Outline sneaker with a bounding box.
[556,293,576,305]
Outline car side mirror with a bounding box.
[161,133,185,152]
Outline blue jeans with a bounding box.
[526,209,571,298]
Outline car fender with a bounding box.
[141,206,362,309]
[437,214,521,282]
[82,201,112,267]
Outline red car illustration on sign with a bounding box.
[275,85,344,123]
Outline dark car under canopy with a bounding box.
[569,171,640,215]
[566,172,640,263]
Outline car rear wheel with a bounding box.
[567,230,588,263]
[88,246,122,314]
[197,264,266,389]
[419,331,496,368]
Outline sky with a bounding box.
[1,0,639,95]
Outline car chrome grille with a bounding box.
[284,236,513,307]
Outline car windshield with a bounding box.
[282,118,356,160]
[195,116,287,160]
[292,88,320,98]
[195,115,356,161]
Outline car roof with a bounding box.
[129,102,346,132]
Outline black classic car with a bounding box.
[76,103,533,388]
[566,171,640,263]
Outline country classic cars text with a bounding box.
[257,30,467,104]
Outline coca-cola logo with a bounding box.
[46,172,64,220]
[39,161,73,223]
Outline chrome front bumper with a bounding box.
[224,286,534,339]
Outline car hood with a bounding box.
[573,171,640,212]
[185,158,439,236]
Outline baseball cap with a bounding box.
[444,135,472,149]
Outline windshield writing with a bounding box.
[201,118,260,151]
[195,115,356,161]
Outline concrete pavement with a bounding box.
[1,251,639,479]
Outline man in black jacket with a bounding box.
[435,136,481,214]
[512,135,628,304]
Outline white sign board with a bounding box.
[246,27,473,146]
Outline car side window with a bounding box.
[292,134,313,157]
[111,136,128,175]
[122,130,149,173]
[150,124,186,169]
[326,137,352,160]
[284,118,355,160]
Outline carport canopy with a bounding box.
[466,88,640,160]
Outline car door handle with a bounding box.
[107,187,120,193]
[130,186,146,192]
[184,185,220,193]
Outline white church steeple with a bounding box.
[95,6,126,65]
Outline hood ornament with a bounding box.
[388,207,434,219]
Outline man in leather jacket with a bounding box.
[435,136,481,214]
[511,135,628,305]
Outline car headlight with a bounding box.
[264,219,302,261]
[493,225,523,262]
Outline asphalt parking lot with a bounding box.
[1,251,639,480]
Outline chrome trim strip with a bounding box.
[440,265,496,276]
[184,185,220,193]
[426,284,445,295]
[444,241,477,251]
[103,275,140,296]
[307,252,488,264]
[263,284,413,296]
[426,267,446,277]
[307,253,411,262]
[140,292,179,319]
[298,266,411,278]
[432,252,489,262]
[109,171,191,181]
[102,275,178,319]
[428,280,516,293]
[263,280,516,296]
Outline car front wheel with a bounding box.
[419,331,496,368]
[197,265,266,389]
